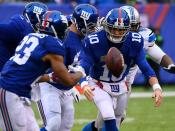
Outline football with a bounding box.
[105,47,124,77]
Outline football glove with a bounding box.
[72,86,81,103]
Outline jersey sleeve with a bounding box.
[131,32,156,80]
[79,38,94,75]
[44,36,65,57]
[135,47,156,80]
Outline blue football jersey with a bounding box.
[0,33,65,98]
[0,15,34,70]
[79,30,156,83]
[48,31,83,90]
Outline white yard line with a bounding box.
[79,91,175,100]
[37,92,175,125]
[130,91,175,98]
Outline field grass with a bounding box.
[32,86,175,131]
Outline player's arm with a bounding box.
[146,43,175,73]
[42,53,84,86]
[78,40,96,101]
[136,48,163,107]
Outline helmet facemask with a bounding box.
[104,20,130,43]
[130,22,140,32]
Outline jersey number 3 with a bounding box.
[10,36,39,65]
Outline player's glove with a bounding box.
[68,65,86,77]
[163,64,175,73]
[72,86,81,103]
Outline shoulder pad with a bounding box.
[126,32,144,50]
[84,30,105,45]
[139,27,156,49]
[11,15,26,22]
[139,27,156,43]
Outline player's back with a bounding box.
[82,29,144,82]
[0,15,34,53]
[0,33,65,98]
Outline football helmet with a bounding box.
[23,2,48,31]
[39,10,68,40]
[103,8,130,43]
[120,5,140,32]
[72,4,99,36]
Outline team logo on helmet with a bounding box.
[80,10,90,20]
[114,18,124,26]
[33,6,43,14]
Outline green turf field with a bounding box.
[32,86,175,131]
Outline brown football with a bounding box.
[105,47,124,77]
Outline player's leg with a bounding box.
[95,112,104,130]
[38,82,62,131]
[59,90,74,131]
[114,93,128,129]
[0,89,7,130]
[92,84,118,131]
[0,89,39,131]
[24,98,40,131]
[82,112,104,131]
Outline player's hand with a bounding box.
[82,85,95,101]
[163,64,175,73]
[72,86,81,103]
[69,24,80,34]
[68,65,86,77]
[152,89,163,107]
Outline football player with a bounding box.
[70,8,163,131]
[37,4,99,131]
[121,5,175,90]
[0,10,83,131]
[0,2,48,71]
[83,5,175,131]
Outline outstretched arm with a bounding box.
[136,48,163,107]
[146,44,175,73]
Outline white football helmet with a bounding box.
[120,5,140,32]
